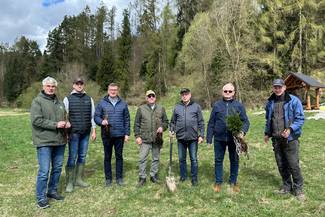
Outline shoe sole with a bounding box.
[37,204,50,209]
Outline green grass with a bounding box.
[0,108,324,217]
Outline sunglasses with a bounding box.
[147,94,156,98]
[223,90,233,93]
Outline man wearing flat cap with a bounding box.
[134,90,169,187]
[63,78,96,193]
[170,88,205,186]
[264,78,305,201]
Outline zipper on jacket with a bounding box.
[226,102,229,142]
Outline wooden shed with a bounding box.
[285,72,325,110]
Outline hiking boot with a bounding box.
[116,178,124,186]
[150,175,159,184]
[274,186,291,195]
[75,163,89,188]
[191,179,198,186]
[179,177,186,182]
[37,200,50,209]
[295,190,306,202]
[105,179,112,187]
[47,192,64,200]
[214,184,222,193]
[137,178,146,187]
[230,183,240,193]
[65,166,75,193]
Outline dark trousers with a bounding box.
[272,138,303,191]
[102,136,124,181]
[177,139,198,181]
[214,140,239,184]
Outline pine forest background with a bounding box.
[0,0,325,108]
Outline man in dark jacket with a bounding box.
[63,78,96,192]
[170,88,204,186]
[264,78,305,201]
[95,83,130,187]
[134,90,169,187]
[207,83,249,193]
[31,76,70,209]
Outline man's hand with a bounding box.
[281,128,291,139]
[169,131,175,138]
[124,135,129,143]
[157,127,163,133]
[57,121,66,128]
[65,121,71,128]
[136,137,142,145]
[238,131,244,139]
[101,119,108,126]
[198,136,203,144]
[264,135,269,144]
[91,129,96,141]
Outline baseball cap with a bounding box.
[73,77,84,84]
[272,79,285,87]
[180,88,190,94]
[146,90,156,96]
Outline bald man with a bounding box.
[206,83,250,193]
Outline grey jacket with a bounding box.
[170,101,205,141]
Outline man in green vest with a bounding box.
[134,90,169,187]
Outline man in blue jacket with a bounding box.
[264,78,305,201]
[207,83,249,193]
[170,88,205,186]
[95,83,130,187]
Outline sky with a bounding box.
[0,0,131,51]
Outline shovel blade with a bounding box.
[166,176,177,192]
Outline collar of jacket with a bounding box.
[268,92,291,102]
[222,98,234,103]
[40,91,57,101]
[70,90,86,95]
[178,100,194,106]
[104,95,121,104]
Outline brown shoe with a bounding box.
[214,184,221,193]
[295,190,306,202]
[230,184,240,193]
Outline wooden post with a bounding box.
[306,86,311,110]
[315,88,320,110]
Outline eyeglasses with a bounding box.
[147,94,156,98]
[223,90,233,93]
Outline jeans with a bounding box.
[178,140,198,181]
[36,145,65,202]
[138,143,161,179]
[214,140,239,184]
[102,137,124,180]
[272,138,303,191]
[66,133,90,167]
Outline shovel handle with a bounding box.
[169,136,173,166]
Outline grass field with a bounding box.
[0,108,324,217]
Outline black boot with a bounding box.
[137,178,146,187]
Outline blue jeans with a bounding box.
[36,145,65,202]
[214,140,239,184]
[66,133,90,167]
[102,137,124,180]
[178,140,198,181]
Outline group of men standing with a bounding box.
[30,76,305,209]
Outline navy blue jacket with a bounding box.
[94,96,130,138]
[206,99,250,143]
[265,92,304,141]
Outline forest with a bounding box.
[0,0,324,108]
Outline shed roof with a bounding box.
[286,72,325,88]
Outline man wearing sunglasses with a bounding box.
[264,79,305,201]
[207,83,250,193]
[169,88,205,186]
[134,90,169,187]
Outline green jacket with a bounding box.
[30,91,66,147]
[134,104,169,144]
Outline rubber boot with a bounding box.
[65,166,75,193]
[75,163,89,187]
